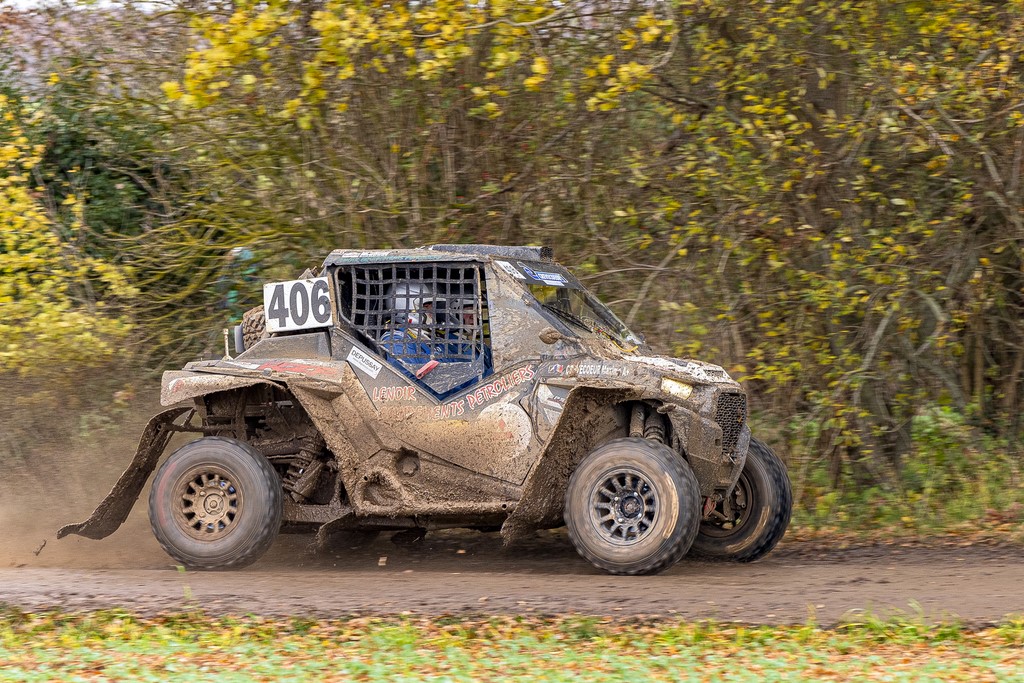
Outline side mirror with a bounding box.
[232,324,246,355]
[539,327,565,345]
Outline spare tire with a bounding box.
[241,305,267,350]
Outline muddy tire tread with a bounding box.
[692,438,792,563]
[149,436,282,570]
[565,437,701,576]
[241,306,267,350]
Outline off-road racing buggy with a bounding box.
[60,245,791,575]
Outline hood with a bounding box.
[560,351,740,392]
[622,355,734,384]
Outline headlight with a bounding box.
[660,377,693,400]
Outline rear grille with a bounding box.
[715,392,747,458]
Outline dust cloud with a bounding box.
[0,377,174,570]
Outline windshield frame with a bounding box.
[495,259,641,347]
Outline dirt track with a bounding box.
[2,526,1022,625]
[2,392,1021,626]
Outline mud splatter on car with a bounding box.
[60,245,791,575]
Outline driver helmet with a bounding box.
[453,298,476,326]
[390,282,443,327]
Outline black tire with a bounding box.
[564,437,701,576]
[691,437,792,562]
[149,437,282,569]
[241,306,266,350]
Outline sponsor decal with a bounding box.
[576,361,624,378]
[347,346,383,379]
[539,362,567,376]
[466,365,536,409]
[372,386,416,402]
[434,398,466,419]
[495,260,526,279]
[519,263,567,287]
[433,364,536,418]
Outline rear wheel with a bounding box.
[691,438,791,562]
[564,437,701,576]
[149,437,282,569]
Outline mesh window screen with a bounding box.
[336,263,489,365]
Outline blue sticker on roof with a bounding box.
[520,264,567,287]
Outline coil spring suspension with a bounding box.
[644,417,666,444]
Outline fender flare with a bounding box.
[501,387,631,544]
[160,370,278,406]
[59,375,289,541]
[57,406,191,540]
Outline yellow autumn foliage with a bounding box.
[0,94,135,376]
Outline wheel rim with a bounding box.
[589,468,658,545]
[173,464,242,540]
[701,469,755,538]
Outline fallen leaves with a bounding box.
[0,609,1022,682]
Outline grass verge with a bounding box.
[0,608,1022,682]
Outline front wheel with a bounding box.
[564,437,701,576]
[691,437,792,562]
[149,437,282,569]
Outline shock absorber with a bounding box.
[630,403,666,444]
[629,403,647,438]
[282,435,326,502]
[644,413,666,444]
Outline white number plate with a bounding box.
[263,277,334,333]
